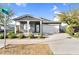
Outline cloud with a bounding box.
[53,16,59,21]
[15,3,27,7]
[51,5,61,14]
[52,5,58,11]
[54,10,61,14]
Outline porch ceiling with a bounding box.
[20,21,40,24]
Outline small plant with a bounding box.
[18,34,25,39]
[38,33,43,38]
[7,31,16,39]
[28,32,34,39]
[8,34,16,39]
[0,33,4,39]
[7,31,14,35]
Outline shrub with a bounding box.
[8,34,16,39]
[28,32,34,39]
[7,31,16,39]
[74,32,79,38]
[65,25,74,35]
[18,34,25,39]
[7,31,14,35]
[38,33,43,38]
[0,33,4,39]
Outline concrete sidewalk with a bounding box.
[0,40,7,48]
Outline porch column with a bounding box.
[40,21,43,34]
[15,21,16,34]
[27,21,30,34]
[19,22,21,33]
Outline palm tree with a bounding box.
[57,9,79,25]
[57,9,79,36]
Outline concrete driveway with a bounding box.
[46,33,79,55]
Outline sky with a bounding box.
[0,3,79,20]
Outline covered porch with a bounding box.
[15,20,43,35]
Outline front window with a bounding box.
[35,24,40,33]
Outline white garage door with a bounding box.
[43,24,59,35]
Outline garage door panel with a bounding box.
[43,24,59,35]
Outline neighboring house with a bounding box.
[13,14,61,35]
[0,23,15,32]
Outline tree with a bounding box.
[57,9,79,36]
[57,9,79,25]
[0,7,14,48]
[0,7,13,28]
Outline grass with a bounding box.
[0,44,53,55]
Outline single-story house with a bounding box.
[13,14,61,35]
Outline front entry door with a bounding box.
[24,24,27,32]
[35,24,40,33]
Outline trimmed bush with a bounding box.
[8,34,16,39]
[28,32,34,39]
[7,31,16,39]
[18,34,25,39]
[0,33,4,39]
[38,33,43,38]
[7,31,14,35]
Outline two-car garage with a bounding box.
[42,21,61,35]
